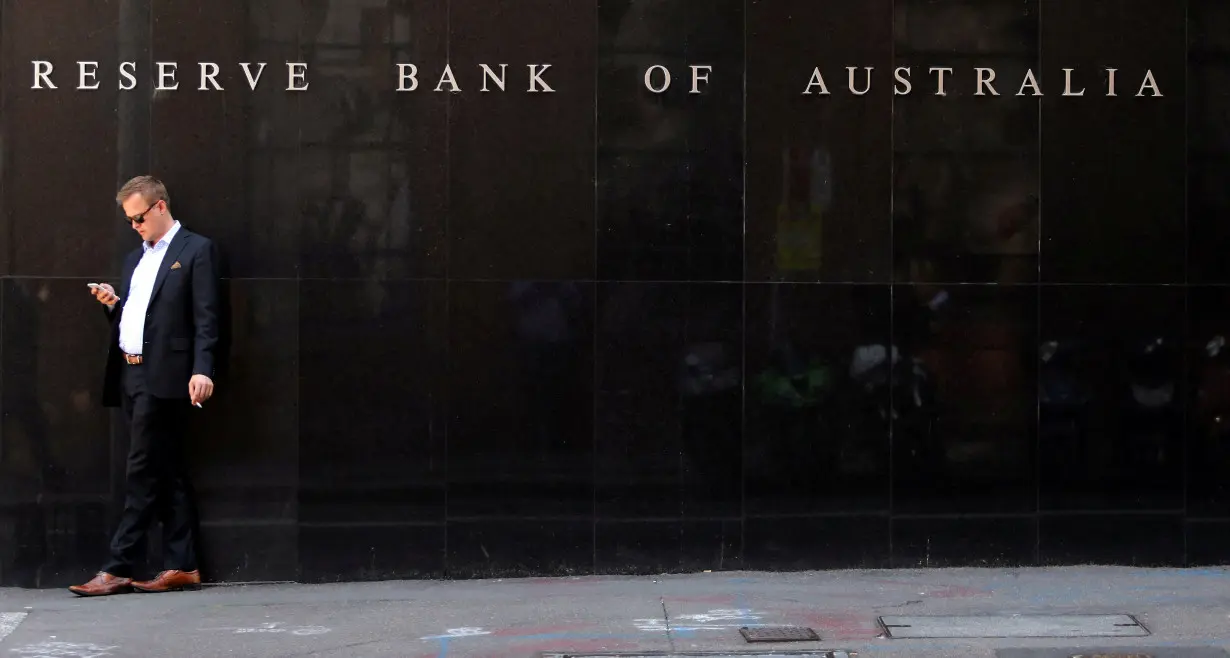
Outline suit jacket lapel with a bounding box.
[149,230,192,306]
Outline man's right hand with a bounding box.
[92,283,118,306]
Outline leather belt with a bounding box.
[123,353,143,365]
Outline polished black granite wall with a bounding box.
[1,0,1228,587]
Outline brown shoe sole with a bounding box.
[132,583,201,593]
[68,585,132,597]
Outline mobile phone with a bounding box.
[88,283,120,300]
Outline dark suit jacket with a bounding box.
[102,227,220,407]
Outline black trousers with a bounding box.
[102,364,198,577]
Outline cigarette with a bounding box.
[193,402,203,408]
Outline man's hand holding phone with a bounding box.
[88,283,119,306]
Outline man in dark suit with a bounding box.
[70,175,219,596]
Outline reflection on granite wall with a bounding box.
[0,0,1227,587]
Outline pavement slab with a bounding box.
[0,568,1227,657]
[997,649,1229,658]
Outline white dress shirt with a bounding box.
[119,221,181,355]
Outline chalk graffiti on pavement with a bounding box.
[634,608,766,632]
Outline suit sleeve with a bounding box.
[191,239,221,378]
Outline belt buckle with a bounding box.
[124,354,142,365]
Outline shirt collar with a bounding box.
[144,221,181,253]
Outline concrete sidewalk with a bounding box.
[0,567,1228,657]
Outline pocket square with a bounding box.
[170,261,181,270]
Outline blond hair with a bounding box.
[115,175,170,208]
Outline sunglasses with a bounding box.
[124,201,161,225]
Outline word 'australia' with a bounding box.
[32,61,310,91]
[804,67,1163,97]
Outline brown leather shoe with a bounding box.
[68,572,133,597]
[131,569,201,593]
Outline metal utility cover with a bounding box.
[879,614,1150,639]
[997,648,1228,658]
[740,626,822,643]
